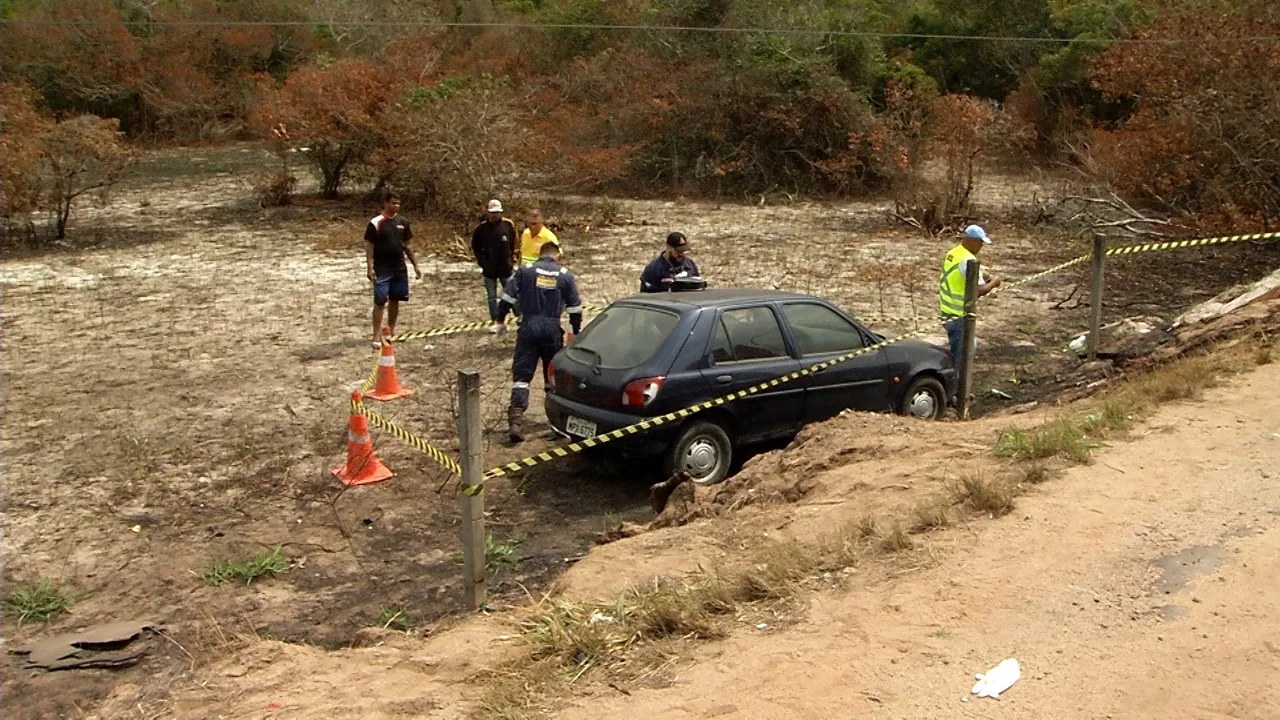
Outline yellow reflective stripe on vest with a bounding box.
[939,245,973,317]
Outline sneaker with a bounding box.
[488,323,500,334]
[371,341,382,350]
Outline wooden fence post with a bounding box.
[957,259,981,420]
[1088,233,1107,360]
[456,371,486,610]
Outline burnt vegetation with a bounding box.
[2,0,1277,248]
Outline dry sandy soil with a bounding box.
[2,145,1278,717]
[80,352,1280,720]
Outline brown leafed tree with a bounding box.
[257,60,397,199]
[371,76,527,223]
[0,0,143,121]
[1,82,53,228]
[1090,0,1280,229]
[42,116,135,240]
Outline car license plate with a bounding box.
[565,416,597,438]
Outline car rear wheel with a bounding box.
[900,376,946,420]
[664,421,733,486]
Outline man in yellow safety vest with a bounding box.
[519,209,560,266]
[940,225,1002,361]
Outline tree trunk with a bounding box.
[56,199,70,240]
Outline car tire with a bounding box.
[664,421,733,486]
[899,375,946,420]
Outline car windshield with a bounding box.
[566,305,680,369]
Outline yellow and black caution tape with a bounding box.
[857,314,964,326]
[466,327,933,494]
[989,253,1092,297]
[989,230,1279,298]
[386,320,501,342]
[1106,231,1278,257]
[359,354,379,393]
[352,399,463,476]
[385,305,610,343]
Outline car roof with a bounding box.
[613,288,816,310]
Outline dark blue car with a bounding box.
[544,289,956,485]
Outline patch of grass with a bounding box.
[377,605,415,632]
[1081,401,1132,438]
[909,499,951,534]
[601,511,622,534]
[630,581,731,640]
[733,542,815,602]
[202,547,288,587]
[930,627,952,639]
[3,578,73,625]
[477,664,554,720]
[878,522,914,554]
[994,418,1092,464]
[1020,462,1051,485]
[855,514,879,540]
[951,473,1015,517]
[486,533,525,574]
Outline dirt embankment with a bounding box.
[87,358,1280,720]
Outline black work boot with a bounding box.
[508,407,525,443]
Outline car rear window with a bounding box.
[566,305,680,369]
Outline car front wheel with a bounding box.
[664,421,733,486]
[899,376,946,420]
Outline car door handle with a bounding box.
[715,374,733,384]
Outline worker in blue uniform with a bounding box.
[640,232,702,293]
[495,241,583,442]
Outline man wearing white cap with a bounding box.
[939,224,1002,362]
[472,198,519,331]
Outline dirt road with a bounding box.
[555,362,1280,720]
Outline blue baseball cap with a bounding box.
[964,225,992,245]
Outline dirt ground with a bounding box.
[549,361,1280,720]
[2,145,1278,717]
[73,351,1280,720]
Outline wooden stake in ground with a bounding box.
[957,259,980,420]
[457,371,486,610]
[1089,233,1107,360]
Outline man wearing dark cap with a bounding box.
[640,232,702,293]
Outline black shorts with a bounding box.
[373,275,409,306]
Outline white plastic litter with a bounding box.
[971,658,1021,699]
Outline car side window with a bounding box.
[781,302,866,356]
[717,306,789,362]
[709,319,734,364]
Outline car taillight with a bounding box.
[546,360,556,392]
[621,376,666,408]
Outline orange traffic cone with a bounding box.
[366,328,414,401]
[332,391,393,486]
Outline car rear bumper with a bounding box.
[544,393,677,456]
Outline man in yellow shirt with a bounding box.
[519,209,560,266]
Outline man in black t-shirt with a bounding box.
[364,192,422,349]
